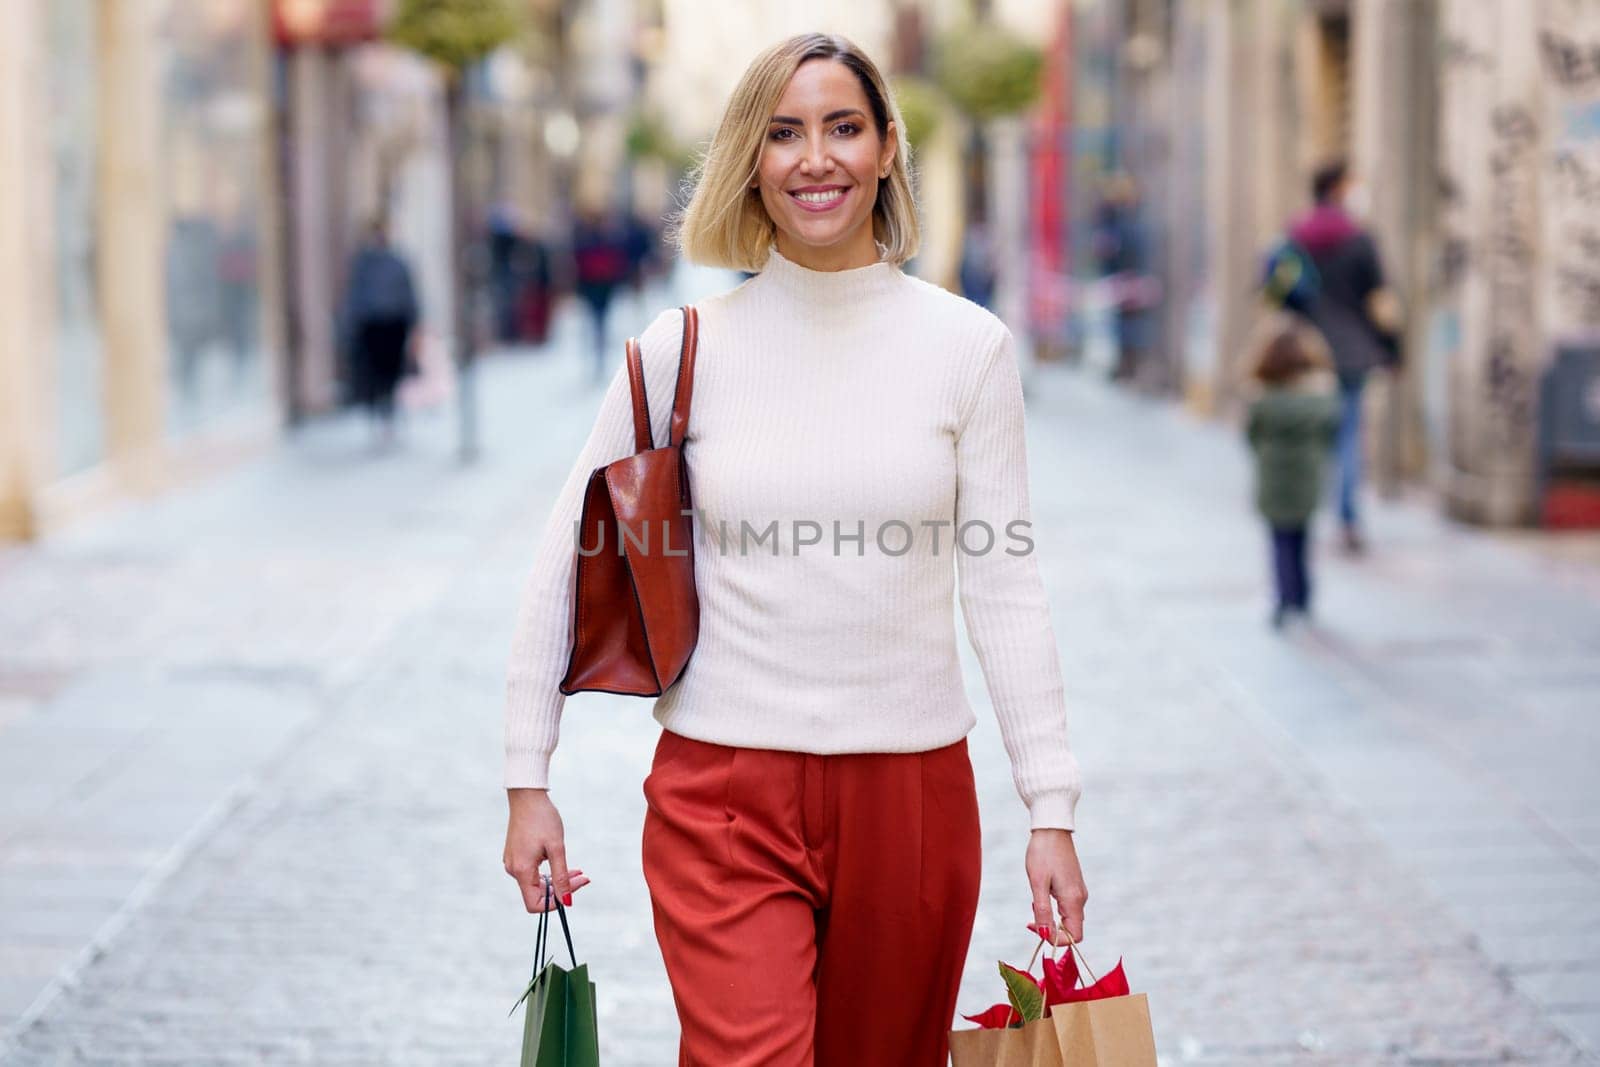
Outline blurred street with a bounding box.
[3,275,1598,1064]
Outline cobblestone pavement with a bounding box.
[2,279,1598,1064]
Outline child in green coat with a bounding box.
[1245,317,1341,629]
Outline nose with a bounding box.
[800,135,833,176]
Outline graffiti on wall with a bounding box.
[1484,101,1542,450]
[1540,23,1600,330]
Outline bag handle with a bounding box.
[625,338,652,454]
[1028,928,1097,988]
[997,929,1100,1027]
[508,878,580,1016]
[670,305,698,449]
[623,305,699,455]
[536,877,579,972]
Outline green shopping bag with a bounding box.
[509,880,599,1066]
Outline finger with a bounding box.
[1030,883,1057,943]
[507,846,544,910]
[530,871,590,911]
[549,871,591,908]
[546,844,571,897]
[1056,890,1086,944]
[517,873,546,913]
[562,871,592,903]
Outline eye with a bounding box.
[833,122,861,137]
[768,127,797,142]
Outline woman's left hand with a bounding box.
[1024,828,1087,945]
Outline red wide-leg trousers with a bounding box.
[641,728,983,1066]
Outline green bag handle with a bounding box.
[509,878,580,1016]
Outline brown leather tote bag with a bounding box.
[559,305,700,697]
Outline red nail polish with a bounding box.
[562,892,574,906]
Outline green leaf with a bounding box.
[998,961,1044,1023]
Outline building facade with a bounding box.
[1079,0,1600,527]
[1,0,283,540]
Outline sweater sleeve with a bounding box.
[504,308,687,789]
[954,325,1083,831]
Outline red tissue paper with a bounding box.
[960,932,1132,1029]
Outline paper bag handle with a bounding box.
[1001,928,1101,1024]
[1029,927,1097,988]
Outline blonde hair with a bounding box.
[670,33,919,272]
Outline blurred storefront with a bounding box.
[163,0,277,435]
[274,7,454,421]
[0,0,482,540]
[0,0,283,541]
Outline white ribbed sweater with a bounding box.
[504,245,1082,831]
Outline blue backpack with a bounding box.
[1260,239,1321,314]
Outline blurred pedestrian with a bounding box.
[958,218,999,310]
[340,217,419,447]
[502,32,1085,1066]
[166,214,222,393]
[569,203,633,384]
[487,203,523,344]
[1092,173,1159,384]
[513,229,557,345]
[623,210,660,293]
[217,212,259,382]
[1283,161,1401,554]
[1245,314,1341,630]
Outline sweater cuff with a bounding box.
[1027,789,1079,833]
[505,747,554,790]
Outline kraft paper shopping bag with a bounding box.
[1049,993,1158,1065]
[950,929,1157,1066]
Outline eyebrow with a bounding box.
[769,108,867,126]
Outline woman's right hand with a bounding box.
[504,788,593,912]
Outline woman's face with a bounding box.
[754,58,898,269]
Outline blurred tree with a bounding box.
[387,0,521,462]
[624,107,693,172]
[889,74,944,156]
[932,22,1044,121]
[388,0,519,69]
[932,21,1043,225]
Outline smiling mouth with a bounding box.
[788,187,849,211]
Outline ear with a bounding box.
[879,119,899,179]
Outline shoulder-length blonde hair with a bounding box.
[670,33,920,272]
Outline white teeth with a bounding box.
[794,189,844,204]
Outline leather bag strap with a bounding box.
[670,305,698,449]
[625,337,652,454]
[624,304,698,454]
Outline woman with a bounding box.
[502,33,1087,1064]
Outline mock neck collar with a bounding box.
[753,242,904,307]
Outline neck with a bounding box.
[754,240,902,309]
[774,227,883,272]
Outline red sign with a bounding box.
[273,0,384,46]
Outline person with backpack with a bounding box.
[1271,161,1399,554]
